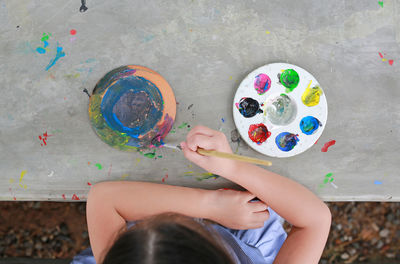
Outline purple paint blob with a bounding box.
[254,73,271,95]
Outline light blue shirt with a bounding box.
[71,208,286,264]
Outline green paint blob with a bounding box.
[378,1,383,7]
[325,173,333,178]
[279,69,299,92]
[144,152,156,158]
[95,163,103,170]
[157,155,163,158]
[178,122,188,129]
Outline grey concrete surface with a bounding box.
[0,0,399,201]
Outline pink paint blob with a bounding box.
[321,140,336,152]
[254,73,271,95]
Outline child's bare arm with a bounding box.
[181,125,331,264]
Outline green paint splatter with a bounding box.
[41,33,51,42]
[95,163,102,170]
[157,155,163,158]
[178,122,188,129]
[144,152,156,158]
[378,1,383,7]
[325,173,333,178]
[170,127,176,133]
[196,172,219,181]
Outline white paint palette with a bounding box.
[233,63,328,158]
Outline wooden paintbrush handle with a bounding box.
[197,148,272,167]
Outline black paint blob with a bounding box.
[80,0,88,12]
[236,97,263,118]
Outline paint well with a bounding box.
[300,116,322,135]
[236,97,263,118]
[275,132,299,151]
[254,73,271,95]
[248,123,271,145]
[278,69,299,92]
[265,94,297,125]
[301,82,323,107]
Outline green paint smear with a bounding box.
[178,122,188,129]
[196,172,219,181]
[157,155,163,158]
[325,173,333,178]
[170,127,176,133]
[280,69,299,92]
[41,33,51,42]
[95,163,102,170]
[378,1,383,7]
[144,152,156,158]
[89,94,138,152]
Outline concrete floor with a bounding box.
[0,0,399,201]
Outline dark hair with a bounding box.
[101,213,234,264]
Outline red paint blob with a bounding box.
[378,52,384,58]
[72,194,80,200]
[70,29,77,35]
[321,140,336,152]
[162,173,168,182]
[248,123,271,145]
[388,60,394,66]
[87,182,92,186]
[62,194,66,200]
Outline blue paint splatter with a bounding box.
[45,44,65,71]
[36,47,46,54]
[275,132,299,151]
[221,118,225,123]
[374,180,383,185]
[43,40,49,48]
[300,116,322,135]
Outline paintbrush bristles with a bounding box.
[196,148,272,167]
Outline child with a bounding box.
[72,126,331,264]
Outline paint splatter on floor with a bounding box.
[70,29,77,35]
[72,194,80,200]
[378,1,384,7]
[374,180,383,185]
[62,194,66,200]
[38,131,52,146]
[87,182,92,186]
[144,152,156,158]
[321,140,336,152]
[95,163,102,170]
[162,173,168,182]
[19,170,27,189]
[378,52,394,66]
[45,44,65,71]
[187,104,194,110]
[178,122,188,129]
[319,173,335,188]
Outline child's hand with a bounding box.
[207,189,270,229]
[180,126,239,177]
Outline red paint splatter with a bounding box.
[87,162,91,165]
[72,194,80,200]
[38,131,52,146]
[62,194,66,200]
[388,60,394,65]
[162,173,168,183]
[314,139,319,145]
[13,197,16,201]
[321,140,336,152]
[87,182,92,186]
[70,29,77,35]
[248,124,271,145]
[378,52,384,58]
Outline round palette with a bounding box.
[89,65,176,151]
[233,63,328,158]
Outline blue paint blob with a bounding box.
[100,76,164,139]
[45,45,65,71]
[300,116,322,135]
[275,132,299,152]
[374,180,383,185]
[43,40,49,48]
[36,47,46,54]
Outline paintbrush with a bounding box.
[161,143,272,167]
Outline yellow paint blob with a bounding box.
[301,83,323,107]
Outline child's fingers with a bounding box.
[187,125,218,139]
[186,133,220,152]
[249,201,268,212]
[180,141,207,165]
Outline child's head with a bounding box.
[102,213,234,264]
